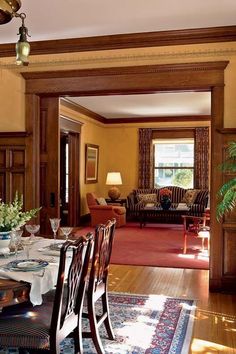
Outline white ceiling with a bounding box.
[68,92,211,119]
[0,0,236,43]
[2,0,231,118]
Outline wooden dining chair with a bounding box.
[82,218,116,354]
[0,233,94,354]
[182,214,210,254]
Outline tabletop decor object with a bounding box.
[50,218,61,244]
[25,224,40,240]
[60,226,73,241]
[0,192,40,252]
[106,172,123,201]
[159,188,172,210]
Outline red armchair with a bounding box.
[86,193,126,227]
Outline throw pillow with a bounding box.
[181,189,199,206]
[137,193,157,204]
[96,197,107,206]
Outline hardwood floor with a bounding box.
[108,265,236,353]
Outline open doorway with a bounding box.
[23,61,228,291]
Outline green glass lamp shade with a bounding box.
[16,38,30,65]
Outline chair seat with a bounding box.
[0,302,52,349]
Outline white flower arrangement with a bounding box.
[0,192,41,232]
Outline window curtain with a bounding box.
[138,128,153,188]
[194,127,209,189]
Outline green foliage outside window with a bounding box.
[172,169,193,188]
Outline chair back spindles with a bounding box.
[83,218,116,354]
[50,233,94,351]
[90,219,116,292]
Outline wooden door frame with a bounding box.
[23,61,229,291]
[60,116,82,226]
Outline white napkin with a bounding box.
[0,264,58,306]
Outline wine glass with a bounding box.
[10,230,23,259]
[60,227,73,241]
[50,218,61,244]
[25,224,40,241]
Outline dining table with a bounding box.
[0,236,70,311]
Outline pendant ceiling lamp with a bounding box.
[0,0,31,66]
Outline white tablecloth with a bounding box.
[0,238,65,306]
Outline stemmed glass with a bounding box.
[60,227,73,241]
[10,230,23,259]
[25,224,40,241]
[50,218,61,244]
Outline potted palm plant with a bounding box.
[217,141,236,220]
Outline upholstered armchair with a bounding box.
[86,192,126,227]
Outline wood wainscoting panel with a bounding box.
[216,129,236,291]
[223,226,236,275]
[0,150,6,168]
[0,173,6,200]
[11,149,25,169]
[11,172,25,197]
[0,134,27,203]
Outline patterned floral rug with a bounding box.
[1,292,196,354]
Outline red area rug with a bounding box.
[77,222,209,270]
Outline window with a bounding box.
[153,138,194,188]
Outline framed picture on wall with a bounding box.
[85,144,99,183]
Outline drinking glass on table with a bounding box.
[10,230,23,259]
[60,227,73,241]
[25,224,40,241]
[50,218,61,244]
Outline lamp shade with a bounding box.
[106,172,122,186]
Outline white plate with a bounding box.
[5,259,49,271]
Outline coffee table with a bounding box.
[140,204,189,228]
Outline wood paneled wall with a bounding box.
[219,129,236,290]
[0,133,28,204]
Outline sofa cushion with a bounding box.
[182,189,199,206]
[194,190,208,206]
[96,197,107,205]
[137,193,157,204]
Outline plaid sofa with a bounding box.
[127,186,209,222]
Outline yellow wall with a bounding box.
[61,103,210,215]
[0,69,25,131]
[0,40,233,215]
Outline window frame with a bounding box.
[152,129,195,188]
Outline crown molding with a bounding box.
[104,115,211,124]
[61,98,106,123]
[1,25,236,57]
[21,61,229,80]
[1,44,235,69]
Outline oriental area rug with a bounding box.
[2,292,196,354]
[77,222,209,270]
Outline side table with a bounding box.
[105,198,127,207]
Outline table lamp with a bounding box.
[106,172,122,201]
